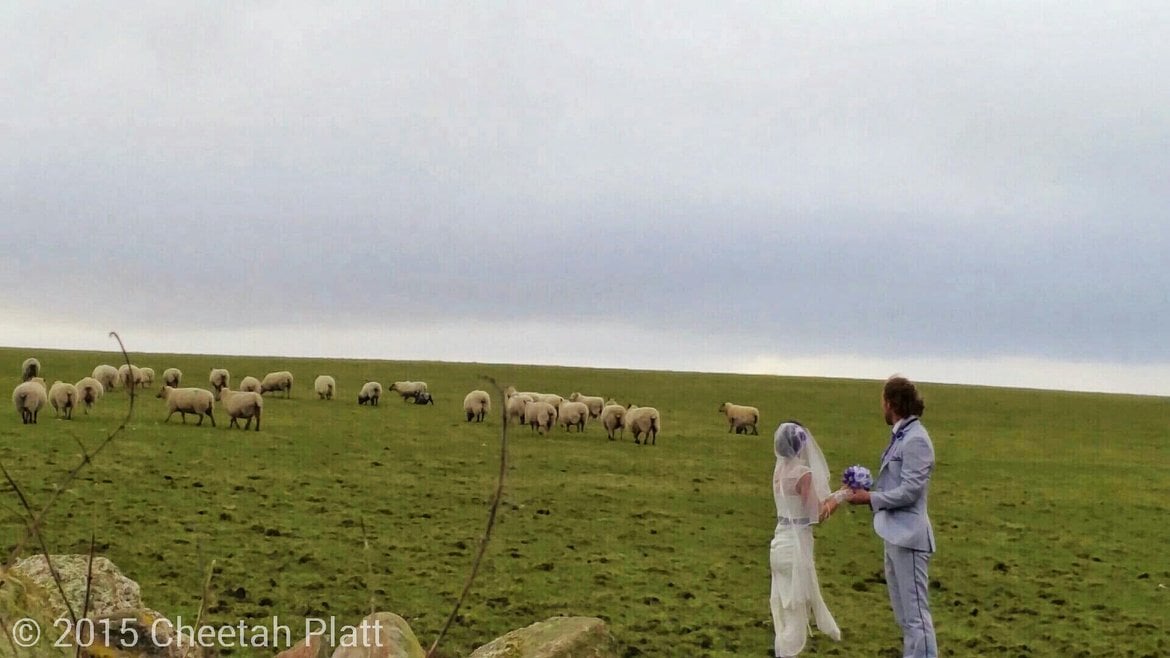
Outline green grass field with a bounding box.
[1,346,1167,657]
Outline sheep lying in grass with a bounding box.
[13,380,47,424]
[48,381,79,420]
[219,387,263,431]
[21,358,41,382]
[92,364,119,391]
[358,382,382,406]
[260,371,294,398]
[718,402,760,435]
[238,376,261,393]
[209,368,230,398]
[412,391,434,405]
[558,400,589,432]
[157,386,216,426]
[390,381,428,402]
[625,406,661,445]
[464,390,490,422]
[162,368,182,388]
[569,392,605,418]
[314,375,336,400]
[75,377,104,414]
[523,400,557,435]
[600,403,626,440]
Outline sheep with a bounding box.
[314,375,336,400]
[209,368,231,398]
[523,400,556,435]
[569,392,605,419]
[389,381,429,402]
[117,364,137,389]
[463,390,490,422]
[92,365,119,391]
[505,394,530,424]
[260,371,294,398]
[358,381,382,405]
[48,381,79,420]
[718,402,760,435]
[219,387,263,431]
[139,367,155,387]
[600,403,626,440]
[557,400,589,432]
[162,368,182,388]
[534,393,564,407]
[21,358,41,382]
[625,406,661,445]
[156,386,216,426]
[238,376,261,393]
[13,380,47,424]
[75,377,104,414]
[412,391,434,405]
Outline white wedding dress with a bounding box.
[770,449,841,656]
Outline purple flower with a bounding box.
[842,465,873,490]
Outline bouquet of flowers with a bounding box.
[842,464,874,491]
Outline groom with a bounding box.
[847,376,938,657]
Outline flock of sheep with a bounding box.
[11,356,764,445]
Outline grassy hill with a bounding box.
[1,346,1167,657]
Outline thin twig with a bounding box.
[76,532,97,658]
[426,376,510,658]
[183,559,216,658]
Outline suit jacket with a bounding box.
[870,417,936,552]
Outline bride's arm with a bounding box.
[796,472,839,522]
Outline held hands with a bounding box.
[843,487,871,505]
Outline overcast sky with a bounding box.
[3,3,1168,395]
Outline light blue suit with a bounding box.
[870,416,938,658]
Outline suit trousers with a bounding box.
[884,542,937,658]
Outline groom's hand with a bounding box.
[846,489,871,505]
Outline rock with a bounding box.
[78,608,197,658]
[330,612,424,658]
[11,555,142,619]
[278,632,329,658]
[468,617,619,658]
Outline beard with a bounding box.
[883,407,896,426]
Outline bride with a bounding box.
[770,421,842,657]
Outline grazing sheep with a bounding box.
[412,391,434,405]
[238,376,261,393]
[557,400,589,432]
[12,380,47,424]
[718,402,760,435]
[75,377,104,414]
[463,390,490,422]
[139,367,155,387]
[358,381,382,406]
[92,365,119,391]
[600,403,626,440]
[506,394,530,424]
[21,358,41,382]
[523,400,557,435]
[260,371,294,398]
[48,381,79,420]
[534,393,564,408]
[389,381,429,402]
[162,368,182,388]
[157,386,216,426]
[569,392,605,419]
[219,388,263,431]
[209,368,230,398]
[314,375,336,400]
[117,364,137,389]
[625,406,661,445]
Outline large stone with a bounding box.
[330,612,424,658]
[11,555,142,619]
[277,632,328,658]
[468,617,618,658]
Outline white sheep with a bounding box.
[523,400,557,435]
[209,368,231,398]
[314,375,336,400]
[238,376,261,393]
[534,393,564,408]
[625,405,661,445]
[718,402,760,435]
[156,386,216,426]
[92,365,119,391]
[219,388,263,431]
[358,381,382,406]
[389,381,429,402]
[162,368,182,388]
[463,390,491,422]
[139,367,155,387]
[75,377,104,414]
[21,357,41,382]
[48,381,79,420]
[600,403,626,440]
[12,380,47,424]
[557,400,589,432]
[260,371,294,398]
[505,394,530,424]
[569,392,605,419]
